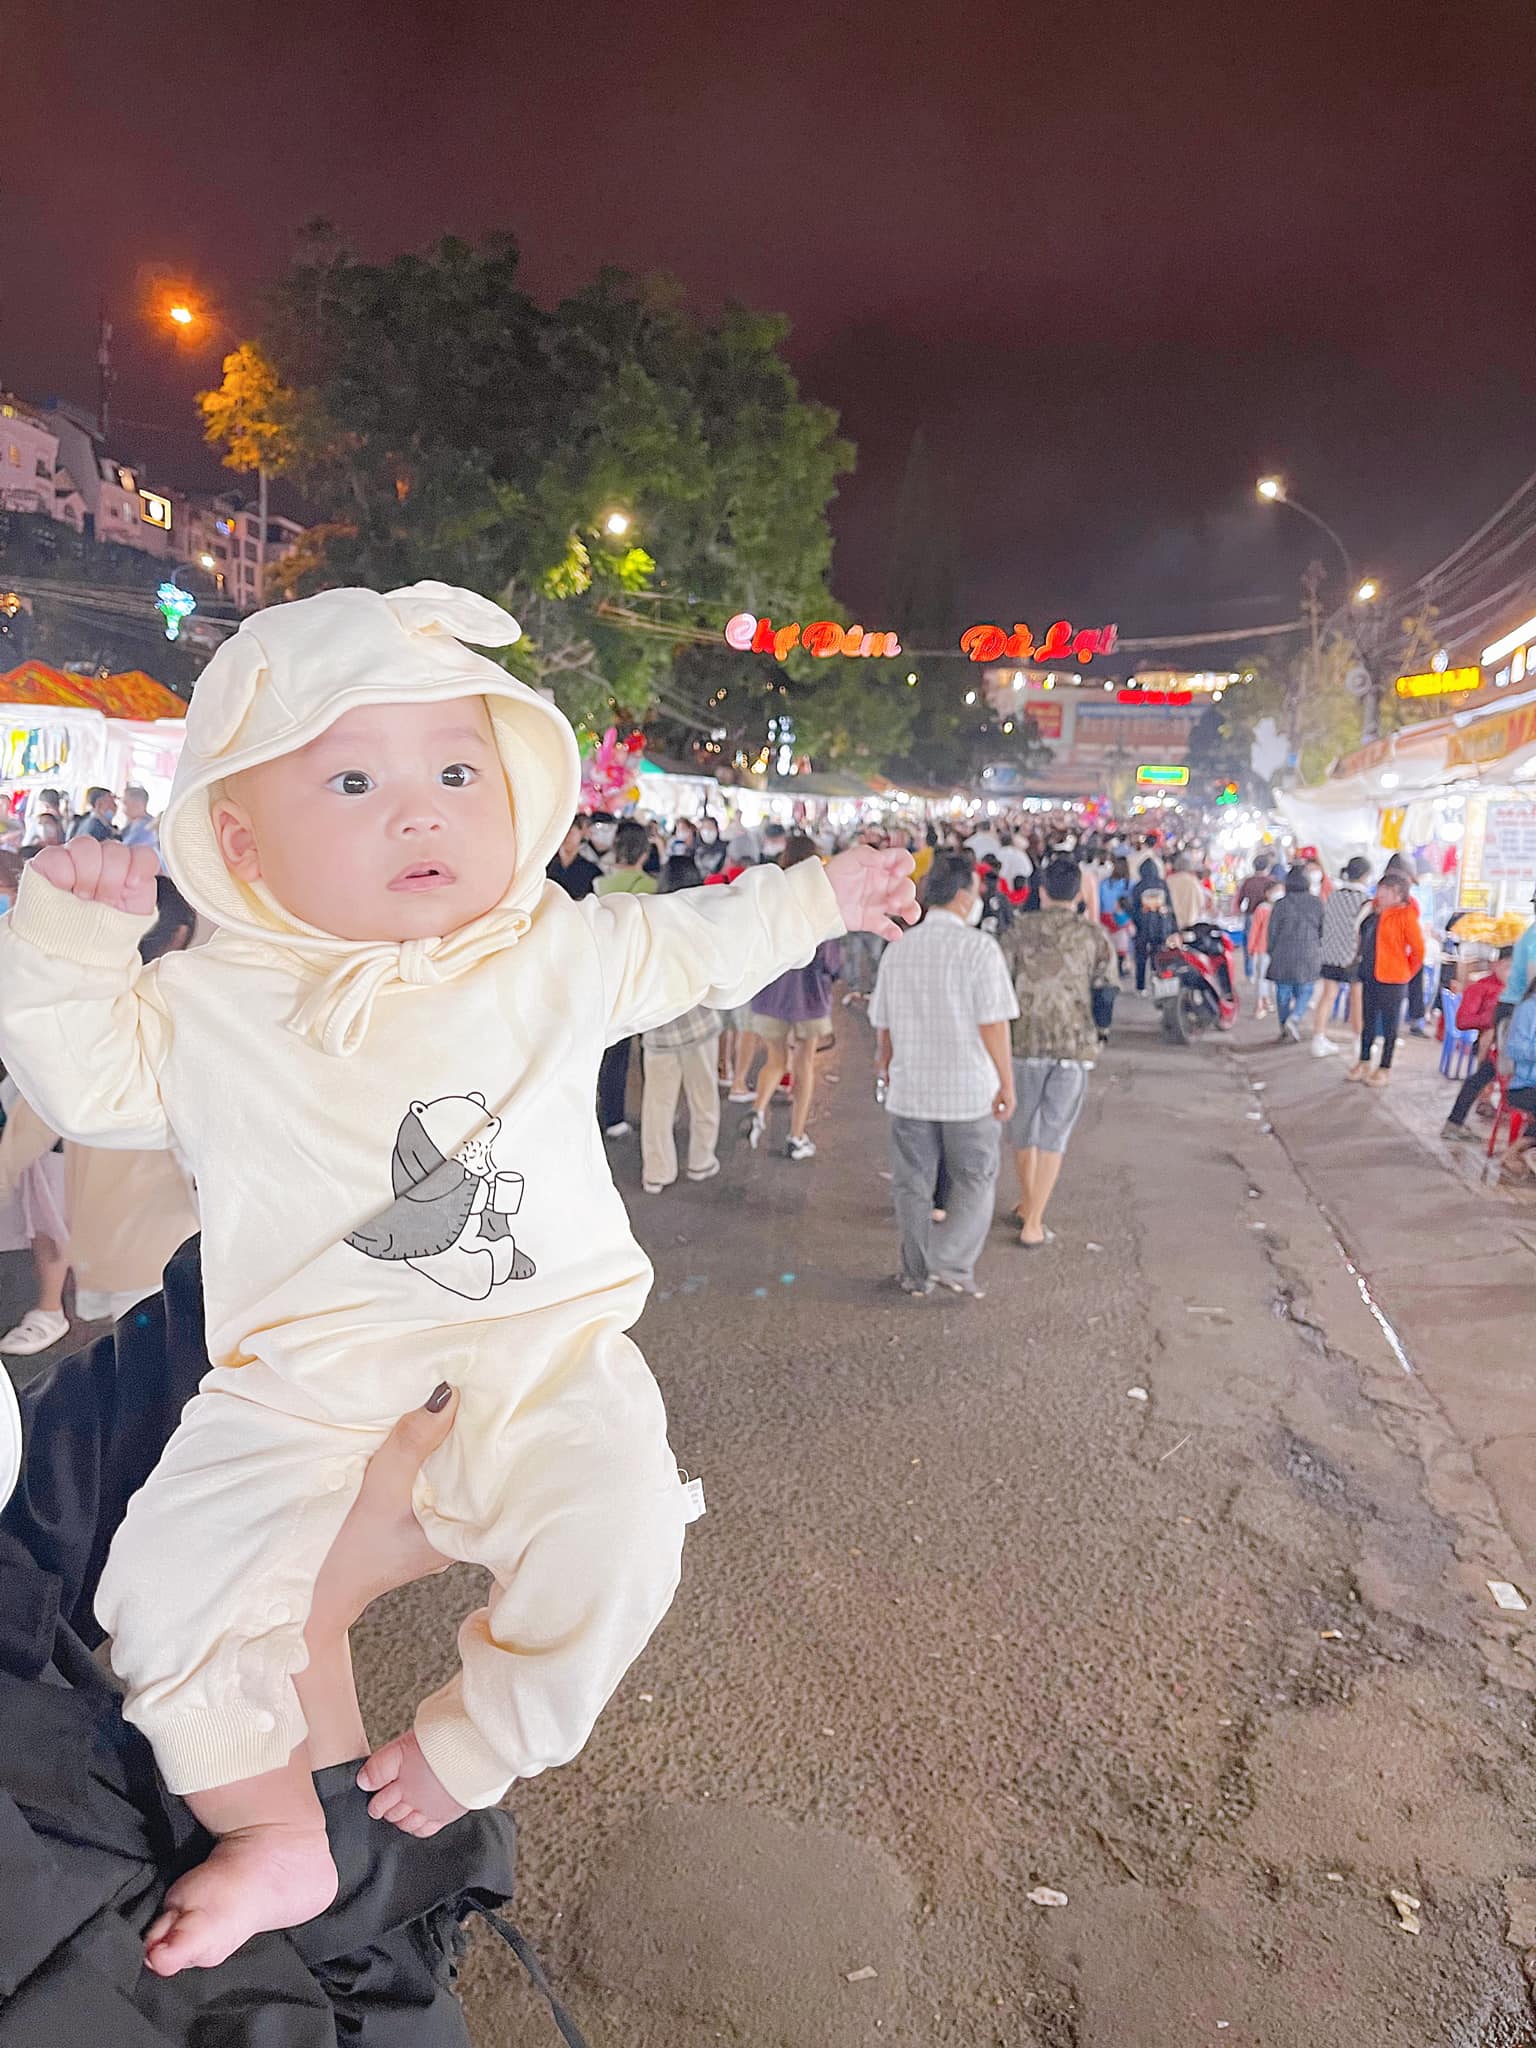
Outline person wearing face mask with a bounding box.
[694,815,728,877]
[1265,864,1325,1042]
[581,810,618,871]
[759,822,789,865]
[870,854,1018,1299]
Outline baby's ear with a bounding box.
[209,786,261,883]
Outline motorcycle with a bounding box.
[1152,920,1240,1043]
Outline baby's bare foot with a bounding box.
[358,1729,468,1837]
[143,1822,337,1976]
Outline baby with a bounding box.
[0,582,915,1976]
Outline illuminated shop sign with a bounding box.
[1394,668,1481,699]
[723,612,902,661]
[961,620,1118,665]
[1118,688,1193,706]
[1135,764,1189,787]
[139,490,172,530]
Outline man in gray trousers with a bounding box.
[870,853,1018,1299]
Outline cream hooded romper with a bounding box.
[0,582,844,1808]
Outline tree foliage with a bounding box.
[199,237,856,749]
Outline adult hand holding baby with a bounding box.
[824,843,919,942]
[31,837,161,917]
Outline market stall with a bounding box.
[0,663,187,836]
[1275,686,1536,971]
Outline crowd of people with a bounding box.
[543,803,1150,1285]
[1231,845,1536,1173]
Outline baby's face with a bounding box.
[212,698,518,941]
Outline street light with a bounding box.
[1354,578,1379,606]
[161,292,270,612]
[1253,474,1355,586]
[603,510,631,537]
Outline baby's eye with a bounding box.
[327,770,375,797]
[440,763,478,789]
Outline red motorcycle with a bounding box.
[1153,920,1240,1043]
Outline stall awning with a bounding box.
[0,662,186,721]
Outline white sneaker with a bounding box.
[786,1133,817,1162]
[0,1308,69,1356]
[687,1159,722,1182]
[746,1110,766,1149]
[1282,1018,1301,1042]
[603,1121,632,1139]
[727,1090,755,1105]
[1310,1035,1338,1057]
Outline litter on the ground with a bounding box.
[1027,1887,1069,1907]
[638,1692,653,1702]
[1086,1241,1104,1252]
[845,1966,878,1983]
[1488,1580,1529,1611]
[1326,1871,1343,1882]
[1320,1629,1342,1640]
[1389,1888,1422,1934]
[1127,1387,1150,1401]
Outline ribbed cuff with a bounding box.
[146,1702,306,1796]
[10,864,155,969]
[414,1681,517,1810]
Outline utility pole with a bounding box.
[96,295,115,440]
[256,461,268,610]
[1292,559,1324,766]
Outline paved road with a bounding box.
[7,992,1536,2045]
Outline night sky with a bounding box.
[8,0,1536,646]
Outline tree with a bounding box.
[199,239,855,753]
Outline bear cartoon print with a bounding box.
[346,1091,536,1300]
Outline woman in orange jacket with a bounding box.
[1346,871,1425,1087]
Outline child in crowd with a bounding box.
[0,582,916,1978]
[1347,870,1425,1087]
[1247,879,1282,1018]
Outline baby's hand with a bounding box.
[825,844,920,942]
[31,839,160,917]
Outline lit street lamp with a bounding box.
[1255,474,1389,742]
[163,295,269,609]
[1253,475,1355,588]
[603,510,631,537]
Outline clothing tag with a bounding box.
[681,1477,706,1524]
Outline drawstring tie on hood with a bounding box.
[285,907,533,1059]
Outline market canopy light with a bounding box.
[1136,764,1190,786]
[1395,668,1482,698]
[1481,615,1536,667]
[1118,687,1194,706]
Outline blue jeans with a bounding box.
[1275,980,1314,1029]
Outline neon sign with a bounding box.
[961,620,1118,665]
[1118,688,1194,706]
[724,612,902,662]
[155,581,197,641]
[1135,764,1189,786]
[1394,668,1481,698]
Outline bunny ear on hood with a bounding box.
[161,582,579,945]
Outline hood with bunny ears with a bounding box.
[162,580,578,942]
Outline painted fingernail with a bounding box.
[426,1381,453,1412]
